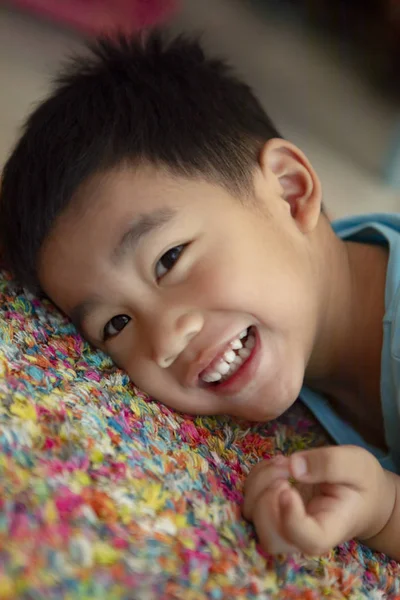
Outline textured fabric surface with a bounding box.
[0,270,400,599]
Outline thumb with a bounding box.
[288,445,374,490]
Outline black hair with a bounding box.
[0,30,281,291]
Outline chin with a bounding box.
[245,370,303,422]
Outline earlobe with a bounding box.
[259,139,322,233]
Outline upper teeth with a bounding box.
[224,350,236,363]
[230,339,242,350]
[217,361,231,375]
[201,328,255,384]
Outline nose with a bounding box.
[151,310,204,369]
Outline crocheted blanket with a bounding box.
[0,270,399,599]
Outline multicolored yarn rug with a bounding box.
[0,269,400,600]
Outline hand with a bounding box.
[243,445,394,556]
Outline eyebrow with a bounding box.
[70,208,177,337]
[111,207,178,264]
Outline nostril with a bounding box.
[158,355,175,369]
[185,329,198,343]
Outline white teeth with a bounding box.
[245,334,255,349]
[201,357,242,384]
[202,371,222,383]
[200,328,254,384]
[216,360,230,375]
[223,350,236,363]
[239,348,251,360]
[230,339,243,350]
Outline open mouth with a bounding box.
[199,326,256,386]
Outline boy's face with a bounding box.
[39,143,321,422]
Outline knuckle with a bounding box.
[345,445,378,475]
[248,458,268,477]
[245,458,282,491]
[243,468,271,520]
[322,445,354,476]
[314,447,337,477]
[346,444,366,460]
[244,461,266,492]
[325,449,338,476]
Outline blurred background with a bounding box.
[0,0,399,217]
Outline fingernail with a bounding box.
[291,456,307,478]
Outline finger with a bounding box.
[252,481,299,555]
[279,485,341,555]
[289,445,376,491]
[243,457,290,521]
[244,454,288,491]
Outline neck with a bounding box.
[305,219,388,445]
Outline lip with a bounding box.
[208,326,261,395]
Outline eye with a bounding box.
[103,314,131,341]
[155,244,186,280]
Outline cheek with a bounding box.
[123,359,222,415]
[185,247,263,309]
[187,244,311,329]
[123,357,158,398]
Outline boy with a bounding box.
[0,32,399,559]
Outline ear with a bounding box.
[259,139,322,233]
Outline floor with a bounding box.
[0,0,399,218]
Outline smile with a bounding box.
[199,327,256,385]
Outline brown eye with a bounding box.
[155,244,186,280]
[103,314,130,341]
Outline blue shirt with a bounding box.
[300,213,400,474]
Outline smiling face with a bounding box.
[39,140,323,421]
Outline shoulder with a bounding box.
[332,214,400,320]
[332,213,400,241]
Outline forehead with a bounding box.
[38,165,238,302]
[70,164,241,225]
[72,165,190,222]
